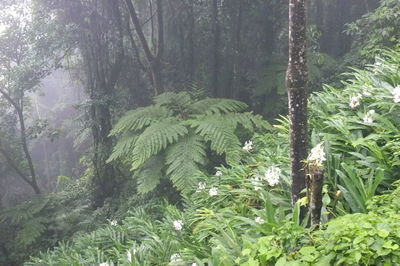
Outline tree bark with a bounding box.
[211,0,220,96]
[188,0,195,81]
[286,0,308,207]
[125,0,164,95]
[308,167,324,226]
[0,88,41,194]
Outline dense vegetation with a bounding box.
[1,0,400,265]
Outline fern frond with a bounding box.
[17,217,46,246]
[136,155,165,194]
[107,133,138,162]
[191,98,248,115]
[165,133,207,193]
[0,195,50,223]
[131,118,188,170]
[191,115,241,155]
[224,112,271,131]
[110,106,171,136]
[154,91,192,107]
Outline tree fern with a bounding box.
[130,118,188,170]
[191,98,248,115]
[107,133,138,162]
[136,155,165,194]
[110,92,269,194]
[16,217,47,246]
[110,105,170,135]
[191,114,240,156]
[165,133,207,193]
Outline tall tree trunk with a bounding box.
[315,0,323,28]
[125,0,164,95]
[0,88,41,194]
[230,0,243,98]
[17,105,41,194]
[211,0,220,96]
[286,0,308,207]
[188,0,195,81]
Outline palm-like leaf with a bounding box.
[131,118,188,170]
[166,133,207,193]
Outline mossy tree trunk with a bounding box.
[286,0,308,208]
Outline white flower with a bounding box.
[209,187,218,196]
[191,263,198,266]
[99,263,110,266]
[250,177,262,191]
[255,217,265,224]
[363,90,372,97]
[308,143,326,165]
[242,140,253,152]
[363,109,375,124]
[263,166,281,187]
[173,220,183,231]
[110,220,117,226]
[349,94,361,109]
[215,170,223,177]
[127,250,132,262]
[392,85,400,103]
[170,253,182,263]
[196,182,206,192]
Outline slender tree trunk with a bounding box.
[0,88,41,194]
[125,0,164,95]
[188,0,195,81]
[286,0,308,207]
[315,0,323,28]
[17,106,41,194]
[211,0,220,96]
[308,167,324,226]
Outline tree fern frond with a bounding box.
[154,92,192,108]
[191,98,248,115]
[110,106,171,136]
[223,112,271,131]
[17,217,47,246]
[191,115,241,155]
[165,133,207,193]
[136,155,165,194]
[131,118,188,170]
[107,133,138,162]
[0,195,50,223]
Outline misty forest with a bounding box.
[1,0,400,265]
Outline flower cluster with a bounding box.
[109,220,117,226]
[308,143,326,165]
[215,170,223,177]
[196,182,206,192]
[263,166,281,187]
[209,187,218,196]
[170,253,182,264]
[242,140,253,152]
[255,217,265,224]
[173,220,183,231]
[393,85,400,103]
[363,109,375,124]
[349,94,361,109]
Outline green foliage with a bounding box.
[310,49,400,214]
[22,50,400,266]
[346,0,400,61]
[109,92,269,194]
[240,184,400,266]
